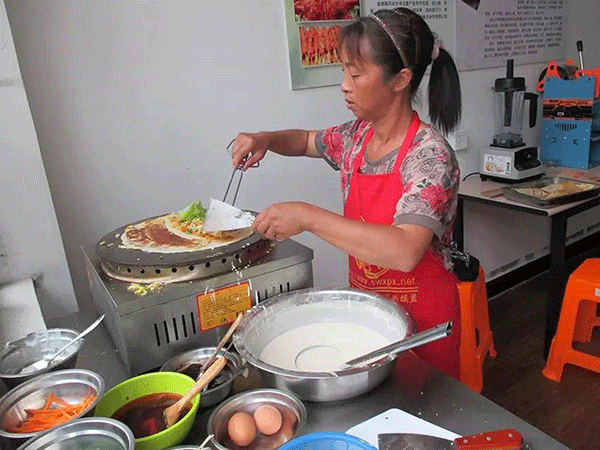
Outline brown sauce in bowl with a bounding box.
[180,363,233,388]
[111,392,190,438]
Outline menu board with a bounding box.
[456,0,566,70]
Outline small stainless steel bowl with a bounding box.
[0,329,85,389]
[0,369,105,444]
[233,288,414,402]
[14,417,134,450]
[207,388,307,450]
[160,347,243,407]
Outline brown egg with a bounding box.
[227,411,256,447]
[253,404,283,436]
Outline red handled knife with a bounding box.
[377,429,523,450]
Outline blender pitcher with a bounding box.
[492,59,538,148]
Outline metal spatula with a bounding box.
[202,139,258,233]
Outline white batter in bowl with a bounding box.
[260,322,391,372]
[233,288,413,402]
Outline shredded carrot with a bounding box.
[42,394,53,410]
[5,392,97,434]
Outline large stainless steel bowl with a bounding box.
[233,288,413,402]
[0,369,105,444]
[14,417,134,450]
[159,346,243,407]
[0,329,85,389]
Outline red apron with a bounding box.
[344,112,460,379]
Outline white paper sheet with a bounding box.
[346,408,459,447]
[202,198,255,232]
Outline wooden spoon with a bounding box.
[163,356,227,428]
[198,313,244,377]
[175,313,244,380]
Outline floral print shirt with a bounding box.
[315,119,460,270]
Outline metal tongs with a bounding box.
[224,139,259,206]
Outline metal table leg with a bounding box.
[455,197,464,252]
[544,213,568,358]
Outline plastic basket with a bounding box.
[278,432,377,450]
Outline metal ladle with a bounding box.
[23,315,105,373]
[344,321,452,367]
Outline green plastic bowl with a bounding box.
[94,372,200,450]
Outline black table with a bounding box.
[455,173,600,357]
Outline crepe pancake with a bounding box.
[120,217,208,253]
[514,181,595,200]
[121,215,253,254]
[164,213,252,243]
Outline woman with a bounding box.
[232,8,462,378]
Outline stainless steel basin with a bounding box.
[233,288,413,402]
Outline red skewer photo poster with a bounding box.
[299,25,343,67]
[294,0,360,22]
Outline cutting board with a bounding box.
[346,408,459,447]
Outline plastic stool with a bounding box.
[573,299,600,343]
[457,265,497,393]
[543,258,600,382]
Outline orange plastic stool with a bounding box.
[457,265,497,393]
[543,258,600,382]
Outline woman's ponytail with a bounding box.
[428,47,462,135]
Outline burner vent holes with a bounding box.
[255,281,291,303]
[105,239,270,282]
[116,265,148,274]
[152,312,198,347]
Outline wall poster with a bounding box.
[456,0,566,71]
[284,0,455,90]
[284,0,568,88]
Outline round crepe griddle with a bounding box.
[97,214,265,267]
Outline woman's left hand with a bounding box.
[252,202,311,241]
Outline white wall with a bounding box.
[0,1,76,320]
[4,0,600,315]
[458,1,600,280]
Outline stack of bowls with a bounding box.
[0,329,85,389]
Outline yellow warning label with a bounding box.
[197,282,251,331]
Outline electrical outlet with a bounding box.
[454,129,468,151]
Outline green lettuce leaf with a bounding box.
[178,201,206,222]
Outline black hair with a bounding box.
[339,8,461,135]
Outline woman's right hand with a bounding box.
[231,132,270,171]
